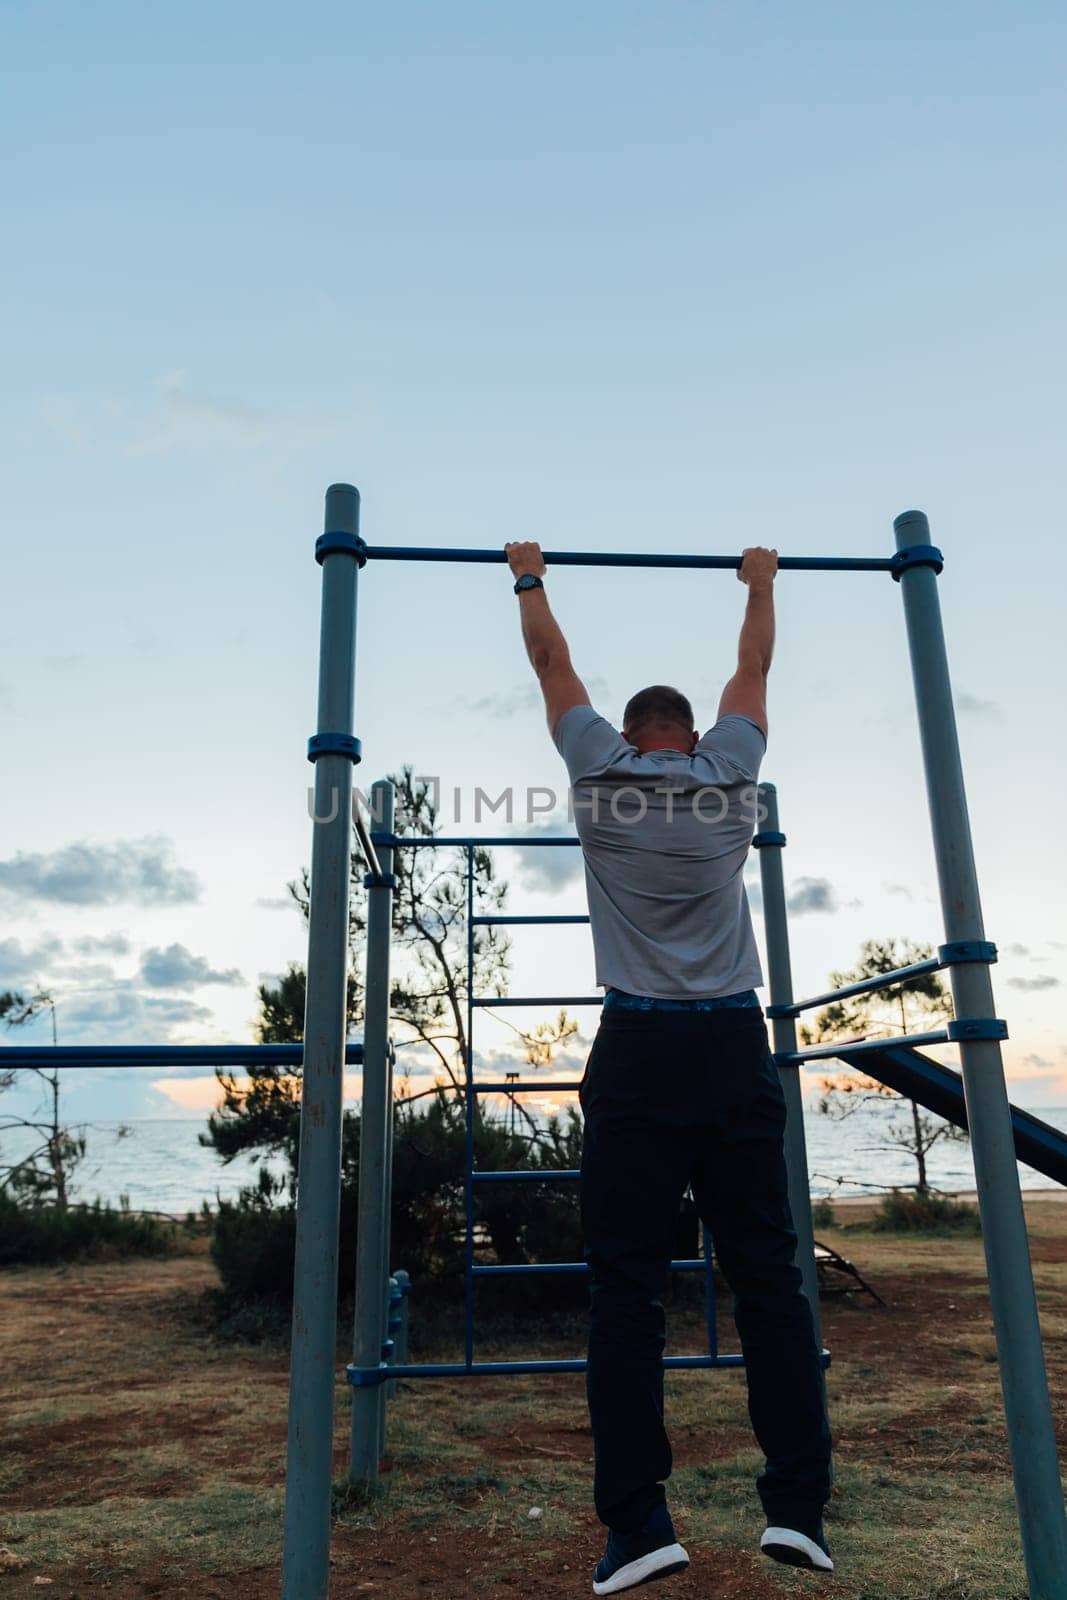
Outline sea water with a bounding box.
[2,1100,1064,1214]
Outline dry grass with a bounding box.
[1,1204,1064,1596]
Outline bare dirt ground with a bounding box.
[2,1203,1065,1599]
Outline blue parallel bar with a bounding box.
[0,1044,365,1068]
[767,957,942,1019]
[363,546,895,573]
[472,1259,706,1277]
[471,914,590,926]
[475,1080,582,1093]
[372,833,579,848]
[777,1029,949,1065]
[472,1169,581,1182]
[473,996,603,1008]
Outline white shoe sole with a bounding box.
[760,1526,834,1572]
[592,1540,690,1594]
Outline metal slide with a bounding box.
[834,1042,1067,1188]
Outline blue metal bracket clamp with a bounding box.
[938,940,998,966]
[890,544,945,581]
[306,732,363,764]
[363,871,398,889]
[380,1337,395,1361]
[751,830,786,849]
[348,1362,389,1388]
[315,530,368,566]
[948,1017,1009,1041]
[765,1003,791,1019]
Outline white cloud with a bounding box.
[0,837,200,907]
[140,944,243,990]
[1007,975,1060,992]
[463,675,612,720]
[510,815,584,892]
[57,989,216,1037]
[0,935,65,988]
[126,371,355,457]
[38,373,358,460]
[956,690,1000,718]
[787,877,837,915]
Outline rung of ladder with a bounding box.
[471,1259,708,1278]
[472,995,602,1007]
[470,914,590,925]
[471,1169,580,1183]
[474,1080,582,1093]
[348,1352,755,1385]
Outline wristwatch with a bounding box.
[514,574,545,596]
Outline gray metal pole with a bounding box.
[281,484,363,1600]
[894,510,1067,1600]
[755,783,822,1338]
[350,779,395,1486]
[377,1037,397,1457]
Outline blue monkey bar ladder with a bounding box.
[347,831,741,1386]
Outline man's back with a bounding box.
[553,705,766,999]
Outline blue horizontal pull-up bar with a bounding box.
[363,546,896,573]
[0,1044,365,1068]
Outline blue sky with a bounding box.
[2,1,1065,1124]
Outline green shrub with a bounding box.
[209,1187,299,1305]
[811,1198,836,1228]
[206,1099,592,1326]
[0,1190,177,1265]
[870,1189,982,1234]
[205,1097,716,1337]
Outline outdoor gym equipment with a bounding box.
[5,486,1064,1600]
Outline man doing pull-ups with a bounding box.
[506,541,833,1595]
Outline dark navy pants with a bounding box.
[579,995,832,1536]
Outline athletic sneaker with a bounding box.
[760,1521,834,1572]
[592,1503,690,1595]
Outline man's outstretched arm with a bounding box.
[716,546,778,736]
[505,540,591,736]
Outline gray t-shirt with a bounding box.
[552,706,766,999]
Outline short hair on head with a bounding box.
[622,685,695,740]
